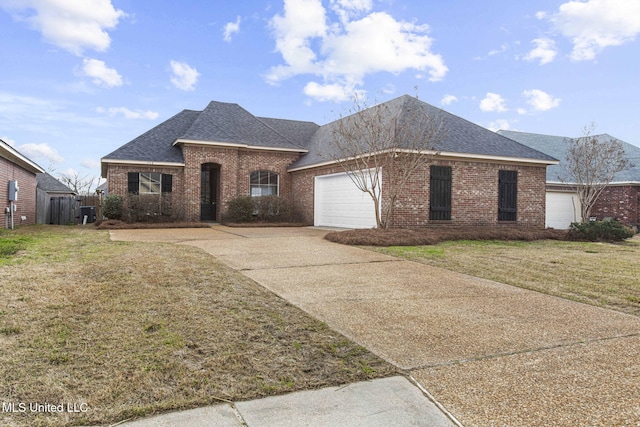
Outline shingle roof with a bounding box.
[102,102,315,175]
[178,101,310,150]
[289,95,558,169]
[498,130,640,183]
[36,173,75,194]
[103,96,560,176]
[103,109,198,164]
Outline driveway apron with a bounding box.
[111,226,640,426]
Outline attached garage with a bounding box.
[314,171,378,228]
[546,191,581,229]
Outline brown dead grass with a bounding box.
[326,227,568,246]
[0,226,396,427]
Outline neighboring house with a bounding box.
[498,130,640,229]
[1,138,45,227]
[101,95,558,228]
[35,172,76,224]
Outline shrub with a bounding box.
[224,195,303,224]
[225,196,255,223]
[568,220,635,242]
[122,194,185,223]
[102,195,123,220]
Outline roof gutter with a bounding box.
[174,138,308,153]
[0,139,45,174]
[287,149,559,173]
[100,159,186,177]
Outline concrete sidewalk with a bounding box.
[111,226,640,426]
[117,376,455,427]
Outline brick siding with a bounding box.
[291,157,547,228]
[1,156,38,226]
[106,145,301,222]
[591,185,640,227]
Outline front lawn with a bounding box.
[0,227,396,427]
[373,239,640,316]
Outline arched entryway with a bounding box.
[201,163,220,221]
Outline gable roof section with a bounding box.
[175,101,311,151]
[102,109,197,175]
[37,172,76,194]
[289,95,558,170]
[0,138,45,174]
[498,130,640,183]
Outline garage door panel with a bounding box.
[546,191,581,229]
[314,171,379,229]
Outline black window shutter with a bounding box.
[429,166,452,220]
[498,170,517,221]
[161,174,172,193]
[127,172,139,194]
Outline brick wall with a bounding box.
[106,146,301,222]
[1,156,38,226]
[591,185,640,227]
[291,157,548,228]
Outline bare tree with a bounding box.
[562,124,630,222]
[328,94,446,228]
[59,170,98,196]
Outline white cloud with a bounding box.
[1,136,17,146]
[486,119,513,132]
[523,38,558,64]
[479,93,507,112]
[0,0,125,55]
[169,60,200,91]
[523,89,561,111]
[81,58,122,87]
[96,106,158,120]
[16,142,63,163]
[80,158,101,170]
[440,94,458,106]
[547,0,640,61]
[267,0,447,102]
[223,16,241,42]
[303,81,352,101]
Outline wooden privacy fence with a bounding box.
[36,191,103,225]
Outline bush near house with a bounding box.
[568,220,635,242]
[101,195,123,220]
[223,195,303,224]
[122,194,185,223]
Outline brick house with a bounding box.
[101,95,558,228]
[1,138,45,227]
[499,130,640,229]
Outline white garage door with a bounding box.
[546,191,581,229]
[314,171,379,228]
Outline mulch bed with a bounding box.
[325,227,569,246]
[94,220,211,230]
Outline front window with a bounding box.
[250,171,279,197]
[140,172,161,194]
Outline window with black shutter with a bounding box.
[429,166,452,221]
[127,172,173,195]
[498,170,517,221]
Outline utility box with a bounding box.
[79,206,96,224]
[8,180,18,201]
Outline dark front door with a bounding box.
[201,164,220,221]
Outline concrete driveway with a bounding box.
[111,226,640,426]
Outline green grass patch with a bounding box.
[373,238,640,316]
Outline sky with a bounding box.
[1,0,639,188]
